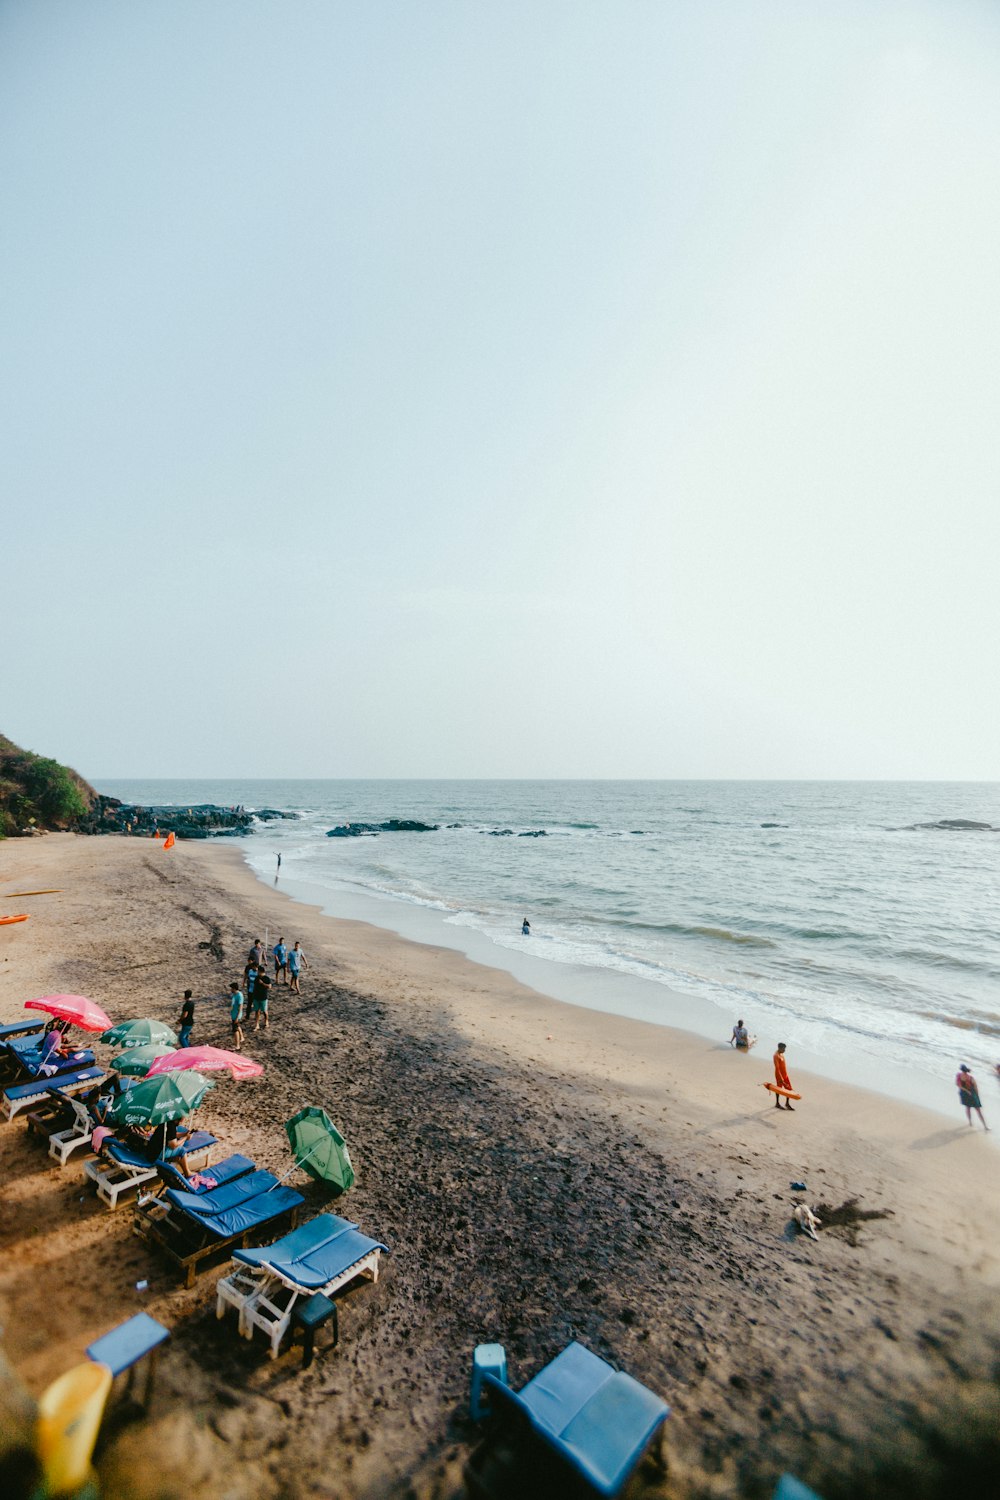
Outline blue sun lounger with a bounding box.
[85,1132,218,1209]
[164,1168,282,1217]
[0,1020,44,1042]
[3,1066,104,1121]
[216,1212,390,1357]
[4,1039,95,1081]
[469,1342,669,1499]
[135,1176,305,1287]
[154,1153,256,1195]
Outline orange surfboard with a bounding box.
[0,915,29,926]
[763,1082,801,1100]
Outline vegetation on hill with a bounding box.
[0,735,95,838]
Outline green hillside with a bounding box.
[0,735,96,838]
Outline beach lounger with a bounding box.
[467,1341,669,1500]
[2,1067,105,1122]
[134,1178,305,1287]
[215,1212,389,1358]
[2,1039,94,1084]
[84,1132,217,1210]
[47,1094,100,1165]
[25,1085,86,1144]
[0,1020,44,1042]
[0,1014,44,1038]
[153,1153,256,1195]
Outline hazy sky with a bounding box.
[4,2,1000,779]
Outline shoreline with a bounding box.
[1,834,998,1500]
[231,838,982,1125]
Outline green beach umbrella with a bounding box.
[285,1105,356,1195]
[110,1043,175,1078]
[101,1018,178,1050]
[107,1070,213,1127]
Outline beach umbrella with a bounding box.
[100,1018,178,1050]
[110,1043,175,1078]
[285,1105,355,1195]
[145,1046,263,1081]
[106,1070,214,1128]
[25,994,112,1033]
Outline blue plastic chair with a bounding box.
[480,1342,668,1498]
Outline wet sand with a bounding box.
[1,834,998,1499]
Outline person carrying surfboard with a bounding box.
[773,1043,795,1110]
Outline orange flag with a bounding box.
[162,832,176,850]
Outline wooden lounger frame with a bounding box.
[133,1197,303,1289]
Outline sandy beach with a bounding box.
[1,834,998,1499]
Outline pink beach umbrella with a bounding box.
[145,1046,263,1081]
[25,994,112,1033]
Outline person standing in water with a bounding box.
[955,1065,989,1130]
[772,1042,794,1110]
[522,918,531,936]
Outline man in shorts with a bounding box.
[229,983,245,1051]
[253,968,272,1031]
[273,936,288,984]
[288,941,307,994]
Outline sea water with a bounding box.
[97,779,1000,1118]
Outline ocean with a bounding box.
[96,779,1000,1118]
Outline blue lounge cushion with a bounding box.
[17,1048,95,1077]
[233,1212,358,1269]
[0,1021,44,1041]
[166,1170,280,1217]
[155,1153,255,1194]
[175,1185,305,1240]
[5,1066,103,1102]
[271,1226,390,1290]
[162,1129,217,1160]
[106,1140,159,1169]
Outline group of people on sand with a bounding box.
[175,935,309,1054]
[729,1016,991,1130]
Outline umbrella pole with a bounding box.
[271,1138,323,1190]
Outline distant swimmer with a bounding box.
[730,1019,752,1050]
[522,918,531,936]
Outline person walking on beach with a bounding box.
[288,941,307,994]
[276,852,282,877]
[773,1042,794,1110]
[249,939,265,969]
[955,1064,989,1130]
[273,936,288,984]
[229,983,246,1052]
[253,968,272,1031]
[730,1019,750,1050]
[245,961,258,1011]
[177,990,195,1048]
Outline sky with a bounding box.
[3,1,1000,780]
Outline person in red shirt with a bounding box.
[773,1042,794,1110]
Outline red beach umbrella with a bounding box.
[145,1046,263,1081]
[25,994,112,1033]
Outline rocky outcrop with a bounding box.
[78,798,297,840]
[326,819,439,837]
